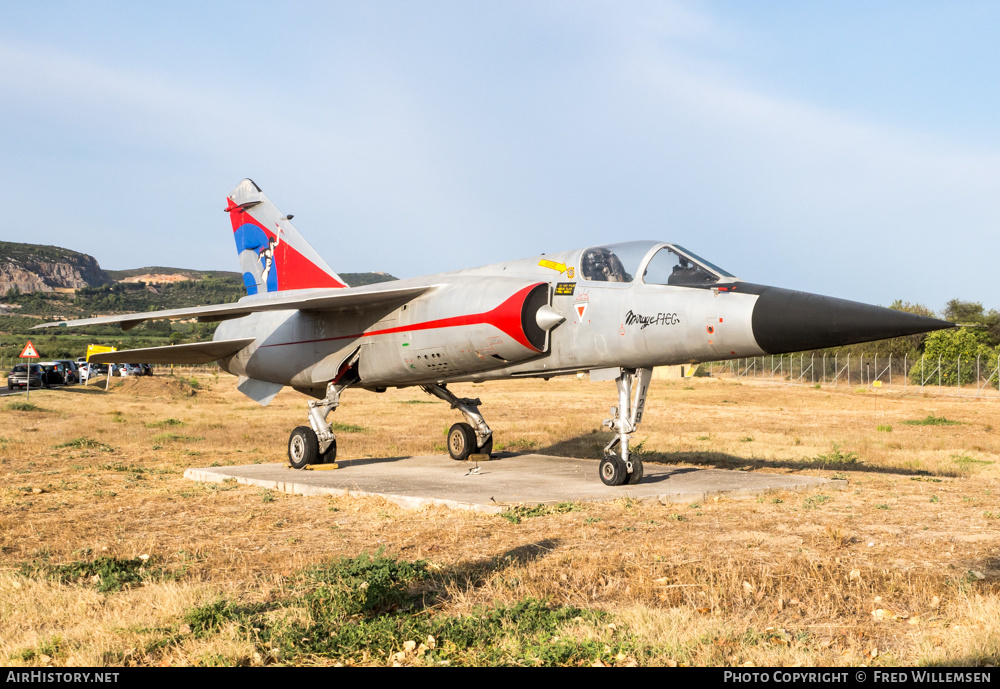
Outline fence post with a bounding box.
[903,353,907,390]
[938,354,942,391]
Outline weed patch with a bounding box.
[904,415,961,426]
[330,422,368,433]
[807,443,860,468]
[145,418,185,428]
[174,552,646,666]
[6,401,43,412]
[55,437,115,452]
[501,502,581,525]
[151,433,205,443]
[21,556,168,593]
[803,494,831,509]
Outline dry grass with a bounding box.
[0,373,998,666]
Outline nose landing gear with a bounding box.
[600,367,652,486]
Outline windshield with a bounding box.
[643,246,736,286]
[580,241,658,283]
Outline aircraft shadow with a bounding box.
[533,433,964,479]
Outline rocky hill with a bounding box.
[1,243,396,298]
[0,242,111,294]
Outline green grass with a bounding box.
[501,502,580,525]
[151,433,205,443]
[20,556,166,593]
[803,494,831,509]
[807,443,860,468]
[6,401,44,412]
[876,424,893,432]
[145,418,185,428]
[55,437,115,452]
[903,414,961,426]
[330,421,368,433]
[169,552,648,666]
[952,453,994,469]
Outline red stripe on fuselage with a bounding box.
[259,283,546,352]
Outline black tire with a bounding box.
[288,426,319,469]
[320,437,338,464]
[448,422,476,461]
[599,454,628,486]
[626,457,644,485]
[478,434,493,458]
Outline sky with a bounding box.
[1,1,998,312]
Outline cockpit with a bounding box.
[579,241,737,286]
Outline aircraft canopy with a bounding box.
[580,241,737,285]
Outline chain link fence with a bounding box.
[706,353,1000,398]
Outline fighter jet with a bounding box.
[36,179,954,485]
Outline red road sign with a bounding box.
[20,340,39,358]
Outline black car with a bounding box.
[8,364,43,390]
[56,360,80,384]
[38,362,66,387]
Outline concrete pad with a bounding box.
[185,454,843,514]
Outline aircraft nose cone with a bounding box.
[746,284,954,354]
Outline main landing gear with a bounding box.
[287,377,349,469]
[599,367,652,486]
[421,384,493,461]
[287,351,363,469]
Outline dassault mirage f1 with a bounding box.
[37,179,954,485]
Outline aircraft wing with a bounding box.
[32,285,432,331]
[87,338,257,365]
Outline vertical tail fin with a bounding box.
[226,179,347,295]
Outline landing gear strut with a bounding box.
[600,367,652,486]
[422,384,493,461]
[288,352,359,469]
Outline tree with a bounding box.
[908,327,999,387]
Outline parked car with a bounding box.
[93,363,119,377]
[55,360,80,384]
[120,364,142,377]
[8,364,43,390]
[141,363,153,376]
[38,362,66,387]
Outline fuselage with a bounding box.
[215,241,768,396]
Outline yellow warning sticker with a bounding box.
[538,259,568,273]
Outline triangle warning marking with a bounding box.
[20,340,39,358]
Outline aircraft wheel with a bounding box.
[599,454,628,486]
[320,437,338,464]
[478,435,493,458]
[448,423,476,461]
[288,426,319,469]
[626,458,645,485]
